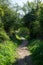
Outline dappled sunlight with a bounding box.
[0,0,43,65]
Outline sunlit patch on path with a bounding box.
[17,40,33,65]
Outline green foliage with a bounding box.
[22,1,43,39]
[0,28,17,65]
[15,27,30,39]
[28,39,43,65]
[23,10,36,28]
[30,21,40,38]
[0,41,17,65]
[0,0,43,65]
[0,4,20,33]
[0,0,10,6]
[39,4,43,38]
[0,18,4,28]
[0,29,9,42]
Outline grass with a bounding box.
[0,29,18,65]
[28,39,43,65]
[0,41,18,65]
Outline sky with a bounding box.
[11,0,43,7]
[11,0,43,15]
[11,0,33,6]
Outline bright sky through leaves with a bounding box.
[12,0,33,6]
[12,0,43,6]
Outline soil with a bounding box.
[16,40,33,65]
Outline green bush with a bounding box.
[16,27,30,39]
[28,39,43,65]
[0,29,10,42]
[0,41,17,65]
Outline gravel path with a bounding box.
[16,40,33,65]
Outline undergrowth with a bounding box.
[28,39,43,65]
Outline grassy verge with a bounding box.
[28,39,43,65]
[0,29,18,65]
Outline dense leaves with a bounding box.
[0,0,43,65]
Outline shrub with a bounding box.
[16,27,30,39]
[0,41,17,65]
[0,29,10,43]
[28,40,43,65]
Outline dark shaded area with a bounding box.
[23,9,36,28]
[8,32,22,45]
[0,35,4,43]
[39,7,43,39]
[13,55,33,65]
[28,39,43,65]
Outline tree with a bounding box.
[39,4,43,38]
[22,1,42,39]
[0,0,10,6]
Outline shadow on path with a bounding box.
[13,55,33,65]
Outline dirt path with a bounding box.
[16,40,33,65]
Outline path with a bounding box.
[16,40,33,65]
